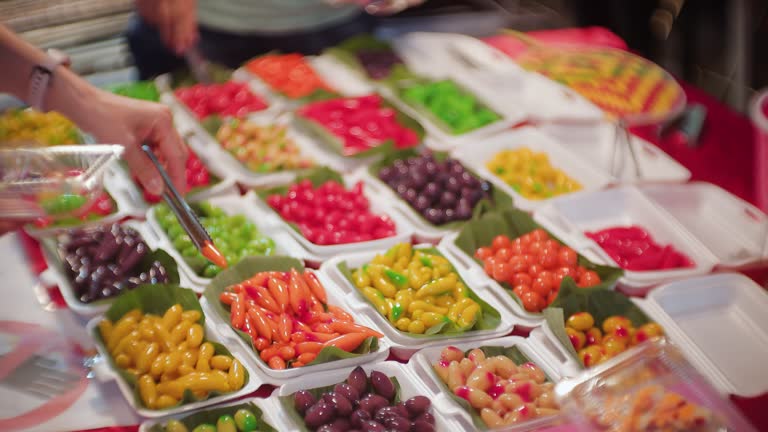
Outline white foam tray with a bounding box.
[633,273,768,397]
[39,220,191,317]
[199,268,390,385]
[144,191,309,291]
[640,182,768,268]
[534,186,719,291]
[539,121,691,184]
[247,170,414,261]
[138,396,285,432]
[320,244,518,358]
[275,360,458,431]
[23,164,145,239]
[87,310,265,419]
[452,126,612,211]
[409,331,580,432]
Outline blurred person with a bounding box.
[129,0,424,79]
[0,24,188,234]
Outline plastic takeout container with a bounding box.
[534,186,719,291]
[452,127,612,211]
[409,331,578,432]
[87,311,264,419]
[320,244,517,358]
[199,269,390,384]
[640,182,768,268]
[275,360,457,431]
[248,171,414,261]
[555,338,758,431]
[145,191,308,291]
[631,273,768,398]
[38,220,188,317]
[0,144,122,219]
[138,396,285,432]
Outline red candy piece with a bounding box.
[174,81,268,120]
[266,179,397,245]
[142,150,211,203]
[585,225,694,271]
[298,94,420,156]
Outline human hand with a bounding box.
[324,0,424,15]
[136,0,198,55]
[81,90,188,196]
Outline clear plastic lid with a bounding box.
[555,338,757,432]
[0,145,122,219]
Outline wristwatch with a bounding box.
[28,48,71,111]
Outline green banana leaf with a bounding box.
[93,284,249,410]
[543,281,652,367]
[43,234,181,306]
[453,208,623,314]
[147,401,277,432]
[107,81,160,102]
[368,149,515,230]
[293,96,425,159]
[381,74,502,136]
[279,374,403,432]
[433,345,557,430]
[337,245,502,337]
[202,256,380,369]
[323,34,408,81]
[169,63,233,88]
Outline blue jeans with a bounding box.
[126,13,376,80]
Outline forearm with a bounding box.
[0,24,99,130]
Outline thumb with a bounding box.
[123,143,164,196]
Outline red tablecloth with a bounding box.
[21,27,767,432]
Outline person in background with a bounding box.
[0,24,188,234]
[129,0,425,79]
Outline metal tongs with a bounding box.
[184,46,212,85]
[141,144,227,268]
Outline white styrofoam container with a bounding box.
[409,331,580,432]
[87,310,265,419]
[633,273,768,398]
[356,169,462,243]
[320,245,517,358]
[452,127,612,211]
[247,171,414,261]
[145,191,309,291]
[23,164,145,239]
[138,396,285,432]
[439,230,585,327]
[539,120,691,184]
[533,186,719,291]
[38,220,191,317]
[199,268,390,384]
[275,361,457,431]
[640,182,768,268]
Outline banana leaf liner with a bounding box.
[368,148,516,231]
[147,401,276,432]
[92,284,250,410]
[323,34,409,81]
[203,255,380,369]
[337,245,502,337]
[453,207,623,315]
[543,281,653,366]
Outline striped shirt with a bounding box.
[197,0,361,35]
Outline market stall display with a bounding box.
[4,28,768,432]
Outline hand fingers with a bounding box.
[157,1,176,53]
[123,142,164,196]
[149,108,188,193]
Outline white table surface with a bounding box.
[0,232,140,432]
